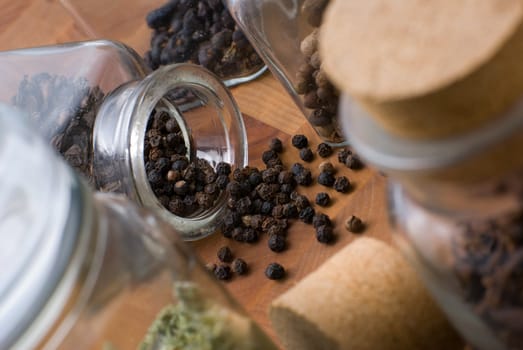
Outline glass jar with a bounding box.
[58,0,267,86]
[341,93,523,350]
[3,39,248,240]
[0,103,278,350]
[226,0,347,146]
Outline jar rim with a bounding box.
[341,93,523,173]
[128,63,248,240]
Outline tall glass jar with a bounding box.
[3,39,248,240]
[341,93,523,350]
[58,0,267,86]
[0,103,278,350]
[226,0,347,146]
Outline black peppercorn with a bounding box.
[313,213,332,228]
[216,161,232,176]
[318,161,336,174]
[260,201,274,215]
[214,264,232,280]
[315,192,330,207]
[269,138,283,153]
[232,258,248,275]
[337,148,351,164]
[316,225,334,244]
[295,169,313,186]
[299,206,315,224]
[345,215,365,233]
[262,167,279,184]
[262,149,279,165]
[291,162,305,176]
[268,234,287,252]
[317,142,333,158]
[345,154,363,170]
[226,180,244,199]
[299,147,314,162]
[243,227,259,243]
[265,262,285,280]
[318,171,335,187]
[217,246,233,263]
[293,193,310,210]
[291,134,308,149]
[333,176,351,193]
[232,227,244,242]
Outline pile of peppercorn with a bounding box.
[144,0,264,79]
[212,134,365,281]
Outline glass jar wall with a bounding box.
[0,103,277,350]
[3,40,248,240]
[341,93,523,350]
[226,0,346,146]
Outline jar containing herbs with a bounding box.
[0,103,278,350]
[225,0,346,146]
[341,93,523,350]
[59,0,267,86]
[4,39,248,240]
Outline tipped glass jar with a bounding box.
[226,0,347,146]
[58,0,267,86]
[341,93,523,350]
[0,104,277,350]
[3,39,248,240]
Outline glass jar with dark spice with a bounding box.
[0,105,277,350]
[226,0,348,146]
[2,40,248,240]
[59,0,267,86]
[342,92,523,350]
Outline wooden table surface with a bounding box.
[0,0,391,347]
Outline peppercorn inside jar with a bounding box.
[226,0,347,146]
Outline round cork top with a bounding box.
[320,0,523,101]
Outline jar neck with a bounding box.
[93,63,248,240]
[341,92,523,216]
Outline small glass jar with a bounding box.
[226,0,347,146]
[341,93,523,350]
[3,39,247,240]
[58,0,267,86]
[0,103,278,350]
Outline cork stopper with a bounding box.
[320,0,523,139]
[269,238,463,350]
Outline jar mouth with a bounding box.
[128,64,248,240]
[341,93,523,173]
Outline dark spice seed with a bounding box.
[291,162,305,176]
[299,147,314,162]
[268,234,287,252]
[299,206,316,224]
[295,169,313,186]
[333,176,351,193]
[317,142,333,158]
[232,258,248,275]
[316,225,335,244]
[214,264,232,280]
[283,203,299,218]
[318,171,336,187]
[315,192,331,207]
[243,227,259,243]
[267,224,286,236]
[217,246,233,263]
[293,194,310,210]
[265,262,285,280]
[337,148,352,164]
[269,138,283,153]
[345,215,365,233]
[345,154,363,170]
[313,213,332,228]
[262,149,279,165]
[318,161,336,174]
[216,161,232,176]
[291,134,308,149]
[262,168,279,184]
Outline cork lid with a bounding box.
[320,0,523,139]
[321,0,522,100]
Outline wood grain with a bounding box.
[0,1,392,348]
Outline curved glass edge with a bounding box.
[129,63,248,241]
[223,65,268,88]
[340,93,523,172]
